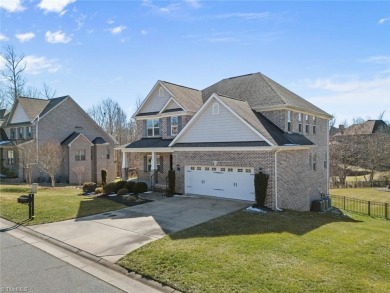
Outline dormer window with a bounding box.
[212,103,220,115]
[147,119,160,137]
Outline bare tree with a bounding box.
[0,45,26,108]
[72,165,86,186]
[38,140,63,187]
[17,142,37,184]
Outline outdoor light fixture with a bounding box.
[176,164,180,171]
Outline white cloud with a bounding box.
[110,25,126,35]
[362,55,390,64]
[107,18,115,24]
[15,32,35,42]
[45,30,72,43]
[23,55,61,75]
[216,12,270,20]
[142,0,180,14]
[378,17,390,25]
[0,33,9,41]
[38,0,76,14]
[303,75,390,122]
[185,0,201,8]
[141,30,148,35]
[0,0,25,12]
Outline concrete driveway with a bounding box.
[30,195,249,262]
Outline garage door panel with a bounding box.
[185,165,255,201]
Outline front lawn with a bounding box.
[119,210,390,293]
[0,184,126,225]
[330,188,390,203]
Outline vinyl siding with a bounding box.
[11,103,30,124]
[140,86,171,113]
[176,101,262,143]
[164,99,182,111]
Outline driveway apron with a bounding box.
[29,195,250,262]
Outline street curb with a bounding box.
[0,217,179,293]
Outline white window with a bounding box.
[212,167,216,171]
[106,148,110,159]
[228,168,233,172]
[205,167,210,171]
[287,111,292,132]
[171,116,178,136]
[220,168,226,172]
[312,116,316,135]
[75,149,86,161]
[147,155,160,172]
[298,113,302,133]
[26,126,32,138]
[147,119,160,137]
[212,103,220,115]
[190,166,195,170]
[238,169,243,172]
[197,166,202,170]
[305,115,309,134]
[7,150,15,165]
[245,169,251,173]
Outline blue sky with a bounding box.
[1,0,389,124]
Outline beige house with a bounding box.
[0,96,117,184]
[119,73,332,211]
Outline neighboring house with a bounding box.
[119,73,332,211]
[0,96,117,184]
[332,120,390,136]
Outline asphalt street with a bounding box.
[0,232,123,293]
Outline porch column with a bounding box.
[121,151,128,181]
[151,151,158,184]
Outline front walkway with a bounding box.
[29,194,250,262]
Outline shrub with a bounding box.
[83,182,97,193]
[167,170,175,196]
[101,169,107,186]
[95,187,103,194]
[126,195,137,203]
[115,180,127,192]
[133,182,147,194]
[117,188,128,196]
[254,172,269,207]
[126,181,135,193]
[103,181,117,194]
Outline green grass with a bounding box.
[118,211,390,293]
[330,188,390,203]
[0,184,126,225]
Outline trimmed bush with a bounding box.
[254,172,269,207]
[126,181,135,193]
[167,170,175,196]
[103,181,116,194]
[95,187,103,194]
[117,188,128,196]
[83,182,97,193]
[115,180,126,192]
[133,182,148,194]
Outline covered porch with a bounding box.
[119,138,174,190]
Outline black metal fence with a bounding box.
[330,194,389,220]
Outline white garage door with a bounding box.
[185,165,255,201]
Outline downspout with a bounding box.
[326,122,330,195]
[274,149,283,211]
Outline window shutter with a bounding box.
[178,116,182,132]
[167,117,171,136]
[144,156,147,172]
[159,156,164,172]
[309,153,312,170]
[143,120,147,137]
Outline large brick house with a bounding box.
[0,96,117,184]
[119,73,331,211]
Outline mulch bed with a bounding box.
[98,194,152,207]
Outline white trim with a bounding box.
[67,133,94,147]
[159,96,185,113]
[173,145,310,152]
[133,81,175,118]
[169,94,274,147]
[120,147,173,153]
[136,111,192,120]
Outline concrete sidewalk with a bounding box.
[30,195,249,262]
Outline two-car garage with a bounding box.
[184,165,255,201]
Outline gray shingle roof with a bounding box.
[202,73,331,117]
[334,120,390,136]
[61,132,81,145]
[125,138,173,148]
[39,96,69,118]
[174,141,270,148]
[160,81,203,113]
[18,97,50,121]
[92,137,107,144]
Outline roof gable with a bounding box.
[160,97,184,113]
[135,82,172,116]
[61,132,93,146]
[202,73,331,118]
[10,102,30,124]
[335,120,390,136]
[18,97,50,121]
[171,94,273,146]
